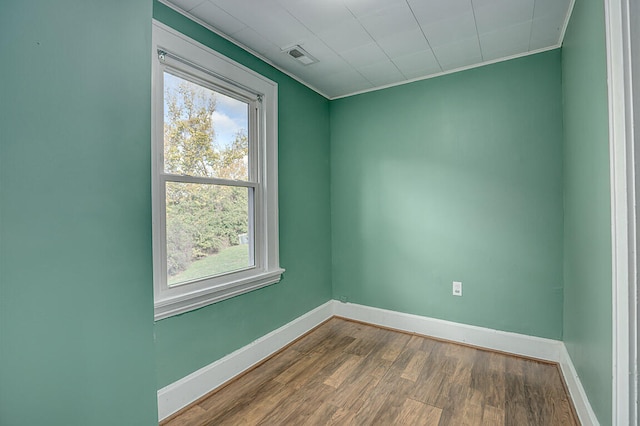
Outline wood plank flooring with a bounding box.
[162,318,579,426]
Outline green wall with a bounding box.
[0,1,157,425]
[330,51,565,339]
[562,0,612,423]
[0,0,616,423]
[153,3,332,389]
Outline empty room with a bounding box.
[1,0,638,425]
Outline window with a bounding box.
[152,22,283,320]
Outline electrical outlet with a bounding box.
[452,281,462,296]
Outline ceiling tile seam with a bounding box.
[345,5,411,82]
[404,0,444,72]
[558,0,577,46]
[347,64,377,89]
[330,43,561,100]
[186,0,206,12]
[274,2,376,91]
[330,4,384,88]
[334,4,388,86]
[212,1,292,51]
[528,0,539,51]
[156,0,331,99]
[271,6,334,54]
[470,0,485,62]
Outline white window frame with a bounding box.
[152,21,283,321]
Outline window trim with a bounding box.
[152,21,283,321]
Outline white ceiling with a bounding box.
[162,0,574,99]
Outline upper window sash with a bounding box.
[159,66,260,184]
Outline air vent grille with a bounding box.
[282,45,317,65]
[288,49,304,59]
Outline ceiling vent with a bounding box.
[283,45,318,65]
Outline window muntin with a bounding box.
[152,21,283,320]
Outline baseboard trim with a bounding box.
[156,300,334,421]
[157,299,598,425]
[559,345,601,426]
[333,301,564,361]
[333,301,598,425]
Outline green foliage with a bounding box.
[166,216,193,275]
[164,79,218,177]
[164,77,250,278]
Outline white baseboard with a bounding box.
[333,301,599,425]
[559,345,601,426]
[332,301,564,361]
[157,299,598,425]
[157,300,334,421]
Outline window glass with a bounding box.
[163,72,249,181]
[165,182,253,286]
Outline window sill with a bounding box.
[154,268,285,321]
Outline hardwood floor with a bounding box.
[162,318,579,426]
